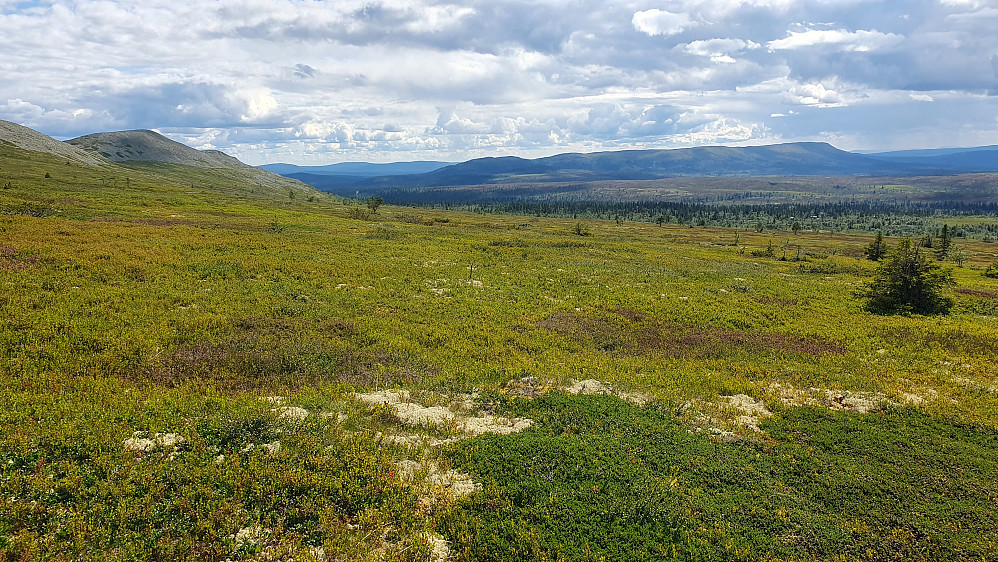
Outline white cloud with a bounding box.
[769,28,904,52]
[786,82,848,106]
[403,4,475,33]
[938,0,986,9]
[683,38,760,63]
[632,9,696,37]
[1,0,997,161]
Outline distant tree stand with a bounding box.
[857,237,954,315]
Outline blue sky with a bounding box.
[2,0,997,164]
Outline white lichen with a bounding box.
[272,406,308,421]
[123,432,185,453]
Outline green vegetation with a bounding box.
[3,141,998,560]
[443,394,997,560]
[864,230,887,261]
[859,238,956,315]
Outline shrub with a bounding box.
[857,237,954,315]
[983,262,998,279]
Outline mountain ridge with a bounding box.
[287,142,928,194]
[68,129,257,169]
[0,120,107,166]
[282,141,998,195]
[0,121,312,195]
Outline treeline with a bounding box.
[379,196,998,240]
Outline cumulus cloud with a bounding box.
[1,0,996,160]
[768,28,904,52]
[683,38,761,63]
[785,82,847,106]
[632,9,696,37]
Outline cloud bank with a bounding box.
[1,0,996,164]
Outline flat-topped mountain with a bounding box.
[0,120,106,166]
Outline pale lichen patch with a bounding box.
[504,376,551,398]
[424,533,450,562]
[462,415,533,435]
[565,378,650,406]
[231,524,269,550]
[123,432,185,453]
[271,406,309,421]
[354,389,533,437]
[768,382,890,413]
[396,459,481,500]
[724,394,773,431]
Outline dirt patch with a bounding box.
[753,294,800,307]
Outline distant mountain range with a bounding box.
[260,161,453,177]
[5,119,998,201]
[275,142,998,195]
[0,120,310,195]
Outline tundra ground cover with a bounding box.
[2,146,998,559]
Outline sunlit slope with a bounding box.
[2,128,998,560]
[1,120,106,166]
[1,122,318,218]
[67,128,314,195]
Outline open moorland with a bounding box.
[2,136,998,560]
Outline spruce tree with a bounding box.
[937,224,952,260]
[864,231,887,261]
[858,237,954,315]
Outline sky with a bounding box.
[2,0,997,165]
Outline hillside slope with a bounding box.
[0,120,106,166]
[1,121,315,199]
[68,129,241,167]
[65,129,313,194]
